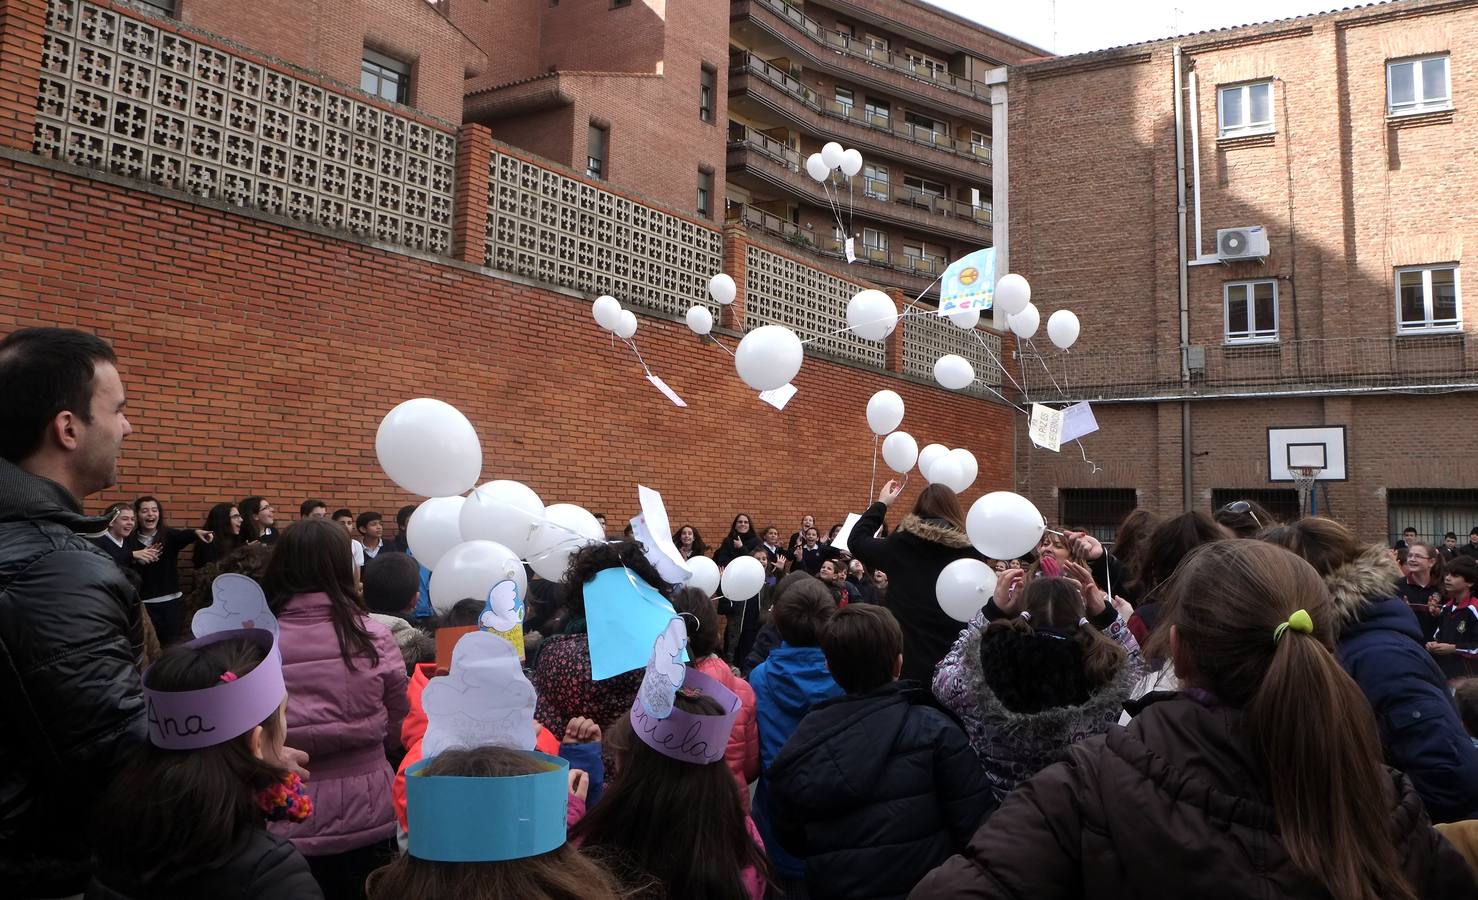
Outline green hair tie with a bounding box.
[1273,608,1314,643]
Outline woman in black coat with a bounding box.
[712,512,760,567]
[848,481,984,684]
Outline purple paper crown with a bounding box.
[143,628,285,751]
[629,667,740,765]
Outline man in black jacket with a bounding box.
[0,328,146,898]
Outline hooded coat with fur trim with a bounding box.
[1326,546,1478,823]
[933,610,1142,802]
[849,501,986,683]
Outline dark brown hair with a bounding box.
[1447,554,1478,590]
[822,604,902,693]
[561,540,671,619]
[573,693,771,900]
[912,483,966,531]
[183,543,273,625]
[771,572,837,647]
[1258,516,1368,579]
[1133,510,1231,598]
[1150,540,1415,900]
[1214,498,1276,538]
[1455,679,1478,737]
[366,747,627,900]
[262,518,379,669]
[362,552,422,616]
[671,586,720,658]
[984,578,1126,696]
[1111,507,1161,581]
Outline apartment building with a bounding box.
[726,0,1042,300]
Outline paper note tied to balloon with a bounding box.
[829,512,883,555]
[646,374,687,408]
[1029,403,1064,453]
[638,617,688,719]
[585,567,687,680]
[478,579,525,660]
[759,383,798,410]
[630,485,693,585]
[192,573,278,637]
[937,247,996,316]
[844,237,857,264]
[422,630,537,756]
[1059,401,1099,444]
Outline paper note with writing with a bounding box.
[647,374,687,408]
[632,485,692,584]
[193,573,278,637]
[759,383,798,410]
[1059,401,1100,444]
[844,237,857,263]
[638,617,688,719]
[422,630,537,756]
[1029,403,1064,452]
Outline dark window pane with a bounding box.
[1399,271,1426,325]
[1432,268,1457,323]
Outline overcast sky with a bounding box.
[928,0,1360,55]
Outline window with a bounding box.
[586,123,609,179]
[1396,265,1460,333]
[1059,489,1138,546]
[904,111,947,142]
[863,164,888,200]
[863,97,890,126]
[361,49,410,104]
[611,0,631,7]
[1224,280,1279,343]
[862,228,888,257]
[699,65,717,123]
[903,174,946,203]
[1210,489,1300,526]
[697,169,713,218]
[907,50,946,79]
[865,34,889,54]
[1217,80,1273,137]
[1387,55,1451,115]
[835,87,855,116]
[131,0,176,15]
[970,130,990,156]
[1387,489,1478,548]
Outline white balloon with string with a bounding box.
[839,148,863,177]
[847,290,897,341]
[1047,310,1080,349]
[406,495,466,571]
[866,390,905,436]
[460,480,545,558]
[592,295,622,331]
[821,142,845,169]
[948,308,980,329]
[995,274,1032,316]
[708,273,736,305]
[933,354,975,390]
[527,504,605,582]
[882,431,919,473]
[1008,303,1039,339]
[614,310,638,339]
[936,558,997,622]
[947,448,978,492]
[805,153,830,183]
[735,325,804,391]
[966,492,1046,560]
[917,443,949,480]
[686,305,714,336]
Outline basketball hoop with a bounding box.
[1292,466,1322,516]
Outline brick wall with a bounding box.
[0,150,1013,553]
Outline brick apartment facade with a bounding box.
[1003,0,1478,543]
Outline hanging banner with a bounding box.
[937,247,996,316]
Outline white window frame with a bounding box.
[863,97,890,125]
[906,50,946,79]
[1217,80,1274,138]
[903,174,946,197]
[1395,264,1462,334]
[361,48,410,105]
[865,34,889,54]
[863,163,889,200]
[1387,54,1452,116]
[1223,280,1279,344]
[835,87,855,116]
[862,228,888,257]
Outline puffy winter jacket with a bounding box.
[85,828,324,900]
[693,655,761,810]
[1326,547,1478,823]
[767,682,995,900]
[0,458,146,896]
[268,592,409,857]
[911,694,1477,899]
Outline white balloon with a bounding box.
[882,431,919,474]
[708,273,737,305]
[375,399,482,498]
[720,555,766,602]
[1047,309,1080,349]
[839,148,863,177]
[686,555,721,598]
[686,305,714,336]
[947,448,979,493]
[527,503,605,582]
[865,389,905,436]
[948,308,981,329]
[805,152,830,183]
[613,309,638,339]
[966,492,1047,560]
[936,558,998,622]
[847,289,897,341]
[933,354,975,390]
[735,325,804,391]
[995,273,1032,316]
[926,456,962,489]
[1008,303,1040,339]
[459,480,545,558]
[429,540,528,616]
[406,496,467,571]
[917,443,949,480]
[820,141,845,169]
[592,295,622,331]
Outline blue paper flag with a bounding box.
[938,247,996,316]
[585,567,686,681]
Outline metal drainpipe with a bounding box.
[1173,45,1193,513]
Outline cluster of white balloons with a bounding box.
[935,491,1049,621]
[920,443,978,493]
[863,390,978,493]
[375,399,608,614]
[806,141,864,183]
[591,294,639,340]
[682,273,734,338]
[994,274,1080,349]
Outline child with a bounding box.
[1431,554,1478,679]
[362,552,434,674]
[673,586,760,810]
[368,746,626,900]
[88,629,322,899]
[768,605,994,899]
[747,573,842,892]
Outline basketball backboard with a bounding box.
[1267,426,1347,482]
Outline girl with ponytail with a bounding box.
[914,540,1475,900]
[932,563,1141,802]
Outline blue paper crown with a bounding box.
[405,750,570,862]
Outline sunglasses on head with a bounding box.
[1219,500,1261,530]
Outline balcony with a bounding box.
[730,54,991,182]
[1014,334,1478,402]
[734,0,993,114]
[726,123,992,241]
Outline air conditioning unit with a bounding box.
[1216,226,1269,261]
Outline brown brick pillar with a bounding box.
[722,223,747,332]
[0,0,46,152]
[885,288,906,373]
[452,123,493,266]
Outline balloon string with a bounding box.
[799,305,924,345]
[868,433,880,506]
[820,178,849,240]
[707,334,735,357]
[619,336,655,378]
[1027,338,1068,398]
[1074,438,1103,475]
